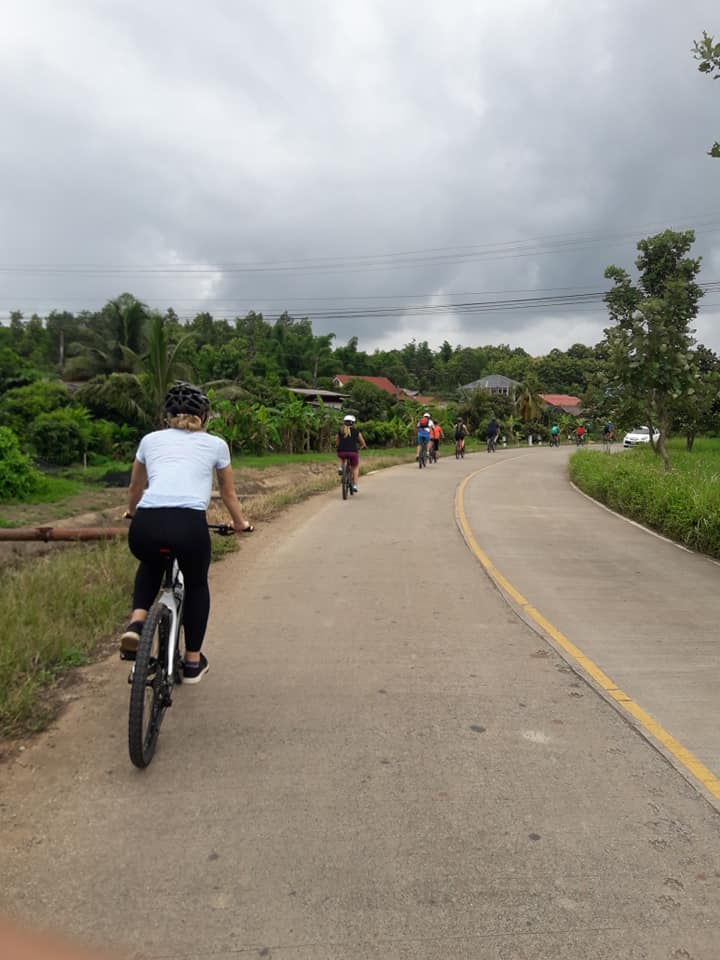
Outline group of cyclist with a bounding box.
[121,381,614,678]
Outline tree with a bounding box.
[344,379,391,421]
[515,376,545,424]
[692,31,720,158]
[603,229,703,471]
[671,344,720,451]
[131,314,195,422]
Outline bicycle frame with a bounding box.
[160,552,183,682]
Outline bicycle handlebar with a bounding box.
[124,514,242,537]
[207,523,235,536]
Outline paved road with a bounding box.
[2,448,720,959]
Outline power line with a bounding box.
[0,216,718,278]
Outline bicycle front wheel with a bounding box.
[128,603,172,768]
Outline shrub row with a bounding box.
[568,446,720,558]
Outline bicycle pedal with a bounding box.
[127,668,135,684]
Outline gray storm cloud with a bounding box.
[0,0,718,353]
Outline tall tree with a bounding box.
[603,229,703,471]
[692,31,720,157]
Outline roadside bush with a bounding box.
[360,420,397,446]
[0,426,43,501]
[29,407,93,466]
[569,444,720,558]
[0,379,71,441]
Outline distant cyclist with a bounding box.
[575,424,586,446]
[550,424,560,447]
[603,421,615,442]
[336,414,367,492]
[454,417,468,453]
[430,420,444,461]
[486,417,500,452]
[416,411,434,463]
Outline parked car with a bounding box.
[623,426,660,448]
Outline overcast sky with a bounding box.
[1,0,718,356]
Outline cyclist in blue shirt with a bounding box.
[416,412,433,461]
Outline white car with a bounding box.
[623,426,660,448]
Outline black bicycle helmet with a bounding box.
[163,381,210,418]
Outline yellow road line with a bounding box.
[456,467,720,802]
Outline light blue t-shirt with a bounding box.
[135,429,231,510]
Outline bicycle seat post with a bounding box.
[159,548,175,589]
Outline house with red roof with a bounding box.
[541,393,583,416]
[332,375,404,399]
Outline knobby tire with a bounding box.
[128,603,172,768]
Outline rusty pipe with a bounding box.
[0,526,129,542]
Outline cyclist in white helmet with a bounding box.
[416,411,434,461]
[336,414,367,492]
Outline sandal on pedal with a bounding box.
[241,523,255,533]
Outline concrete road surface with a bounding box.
[2,447,720,959]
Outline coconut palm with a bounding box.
[515,381,545,423]
[125,313,196,422]
[63,294,150,379]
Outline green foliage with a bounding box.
[74,372,150,429]
[0,346,38,394]
[692,31,720,157]
[569,441,720,557]
[29,407,93,465]
[0,379,71,439]
[602,229,703,471]
[207,393,340,455]
[344,379,392,420]
[0,426,44,500]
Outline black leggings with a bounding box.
[128,508,211,653]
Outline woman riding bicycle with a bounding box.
[121,381,253,683]
[454,417,468,453]
[336,414,367,492]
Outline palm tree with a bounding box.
[126,314,195,422]
[62,294,150,379]
[515,381,545,423]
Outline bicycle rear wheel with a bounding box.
[341,462,349,499]
[128,603,172,768]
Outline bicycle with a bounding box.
[127,522,234,768]
[428,442,437,464]
[455,438,465,459]
[602,432,614,453]
[418,438,428,468]
[549,435,559,448]
[487,434,497,453]
[339,457,355,500]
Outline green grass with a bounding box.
[569,438,720,557]
[0,540,137,736]
[2,475,83,506]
